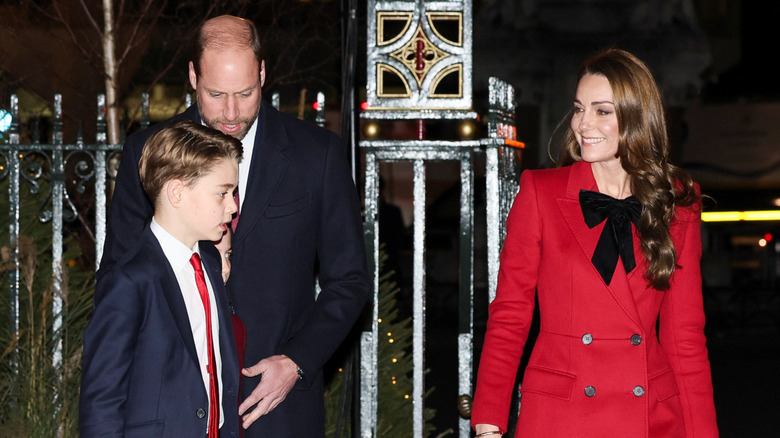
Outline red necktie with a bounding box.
[189,253,220,437]
[231,190,240,232]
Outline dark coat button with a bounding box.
[196,408,206,418]
[584,386,596,397]
[582,333,593,345]
[633,386,645,397]
[630,334,642,345]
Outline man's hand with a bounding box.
[238,355,300,429]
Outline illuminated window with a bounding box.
[0,109,11,134]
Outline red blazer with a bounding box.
[472,161,718,437]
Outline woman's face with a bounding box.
[571,73,621,166]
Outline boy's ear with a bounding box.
[166,179,186,208]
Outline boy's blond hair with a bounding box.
[139,119,243,208]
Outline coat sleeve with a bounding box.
[659,203,720,437]
[278,133,370,383]
[79,270,142,438]
[472,170,543,432]
[99,134,153,275]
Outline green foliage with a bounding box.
[0,178,95,437]
[325,250,436,437]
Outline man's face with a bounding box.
[189,47,264,140]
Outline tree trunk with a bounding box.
[102,0,120,145]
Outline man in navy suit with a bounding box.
[98,15,370,437]
[80,120,243,437]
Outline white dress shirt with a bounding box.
[150,218,224,428]
[237,117,258,212]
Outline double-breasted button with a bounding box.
[196,408,206,418]
[582,333,593,345]
[630,334,642,346]
[584,386,596,397]
[633,386,645,397]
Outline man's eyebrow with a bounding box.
[203,84,258,94]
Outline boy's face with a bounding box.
[178,159,239,246]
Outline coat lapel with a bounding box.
[233,100,290,241]
[556,161,642,326]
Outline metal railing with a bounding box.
[360,76,523,438]
[2,93,122,371]
[1,90,324,367]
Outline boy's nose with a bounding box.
[226,198,238,215]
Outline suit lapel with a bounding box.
[143,229,201,368]
[557,161,642,326]
[233,100,290,240]
[200,244,239,400]
[201,246,233,347]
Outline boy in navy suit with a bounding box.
[80,119,243,438]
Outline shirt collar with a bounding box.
[150,217,200,272]
[243,114,258,148]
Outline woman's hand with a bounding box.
[474,423,503,436]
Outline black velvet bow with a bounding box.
[579,189,642,285]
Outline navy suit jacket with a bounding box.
[81,225,240,438]
[99,101,370,437]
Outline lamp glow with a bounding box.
[702,210,780,222]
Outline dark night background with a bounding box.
[1,1,779,436]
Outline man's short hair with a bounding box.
[139,119,243,207]
[191,15,263,78]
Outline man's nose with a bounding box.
[224,96,239,121]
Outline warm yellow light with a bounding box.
[702,210,780,222]
[759,238,767,247]
[363,121,381,139]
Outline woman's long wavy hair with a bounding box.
[557,48,699,290]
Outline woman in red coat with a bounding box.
[472,48,719,437]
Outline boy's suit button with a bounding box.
[581,333,593,345]
[633,386,646,397]
[196,408,206,418]
[584,386,596,397]
[630,334,642,345]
